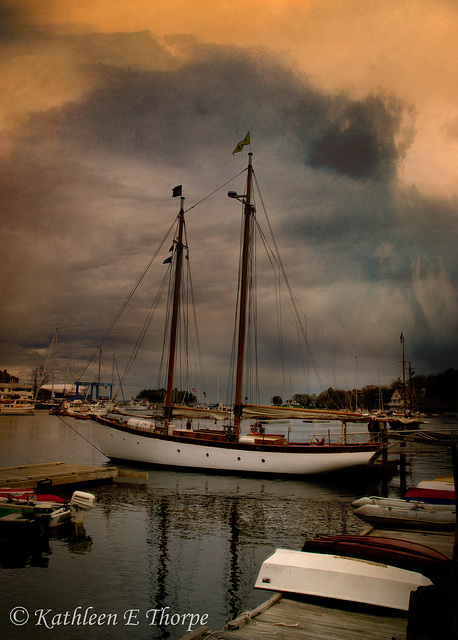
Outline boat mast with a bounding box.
[164,197,185,421]
[401,333,406,417]
[233,153,254,438]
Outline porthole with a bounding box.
[261,459,265,463]
[206,453,209,457]
[237,457,241,461]
[177,449,181,453]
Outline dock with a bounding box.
[181,528,455,640]
[182,593,409,640]
[0,461,120,490]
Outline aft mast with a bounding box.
[232,152,254,439]
[164,195,185,422]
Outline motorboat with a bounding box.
[0,490,96,528]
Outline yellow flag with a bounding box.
[232,132,250,154]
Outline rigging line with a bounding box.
[57,415,106,456]
[257,216,321,392]
[157,256,174,389]
[253,172,325,392]
[183,168,247,214]
[186,245,207,398]
[77,215,178,383]
[120,266,170,391]
[112,354,126,401]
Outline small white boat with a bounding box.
[352,496,455,511]
[0,490,96,528]
[353,503,456,530]
[416,480,454,492]
[255,548,432,611]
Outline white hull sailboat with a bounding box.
[92,416,378,475]
[89,145,381,476]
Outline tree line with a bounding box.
[271,368,458,412]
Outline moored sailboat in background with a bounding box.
[88,144,382,475]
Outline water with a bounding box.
[0,413,454,640]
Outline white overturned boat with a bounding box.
[416,480,454,492]
[353,502,456,530]
[352,496,455,511]
[255,548,432,611]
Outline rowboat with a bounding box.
[255,548,432,611]
[404,488,455,505]
[301,534,450,582]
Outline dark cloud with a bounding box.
[307,94,413,180]
[0,29,456,397]
[0,1,32,40]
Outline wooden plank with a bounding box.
[0,462,66,471]
[0,463,118,489]
[178,626,210,640]
[226,593,282,630]
[211,597,408,640]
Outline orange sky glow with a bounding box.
[6,0,458,195]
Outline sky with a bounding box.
[1,0,457,404]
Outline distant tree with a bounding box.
[29,366,50,397]
[137,388,166,403]
[292,393,317,408]
[271,395,283,406]
[136,388,197,405]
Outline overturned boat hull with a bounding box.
[301,535,450,582]
[255,548,432,611]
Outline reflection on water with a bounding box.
[0,523,92,570]
[0,413,455,639]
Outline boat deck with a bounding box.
[0,461,119,490]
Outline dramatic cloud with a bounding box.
[0,1,457,401]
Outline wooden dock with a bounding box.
[181,527,455,640]
[182,593,409,640]
[0,461,119,490]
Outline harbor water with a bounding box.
[0,412,455,640]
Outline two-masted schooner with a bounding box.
[89,148,382,475]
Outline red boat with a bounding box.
[404,488,455,505]
[0,490,65,504]
[301,535,450,583]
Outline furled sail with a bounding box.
[241,404,368,422]
[171,405,231,420]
